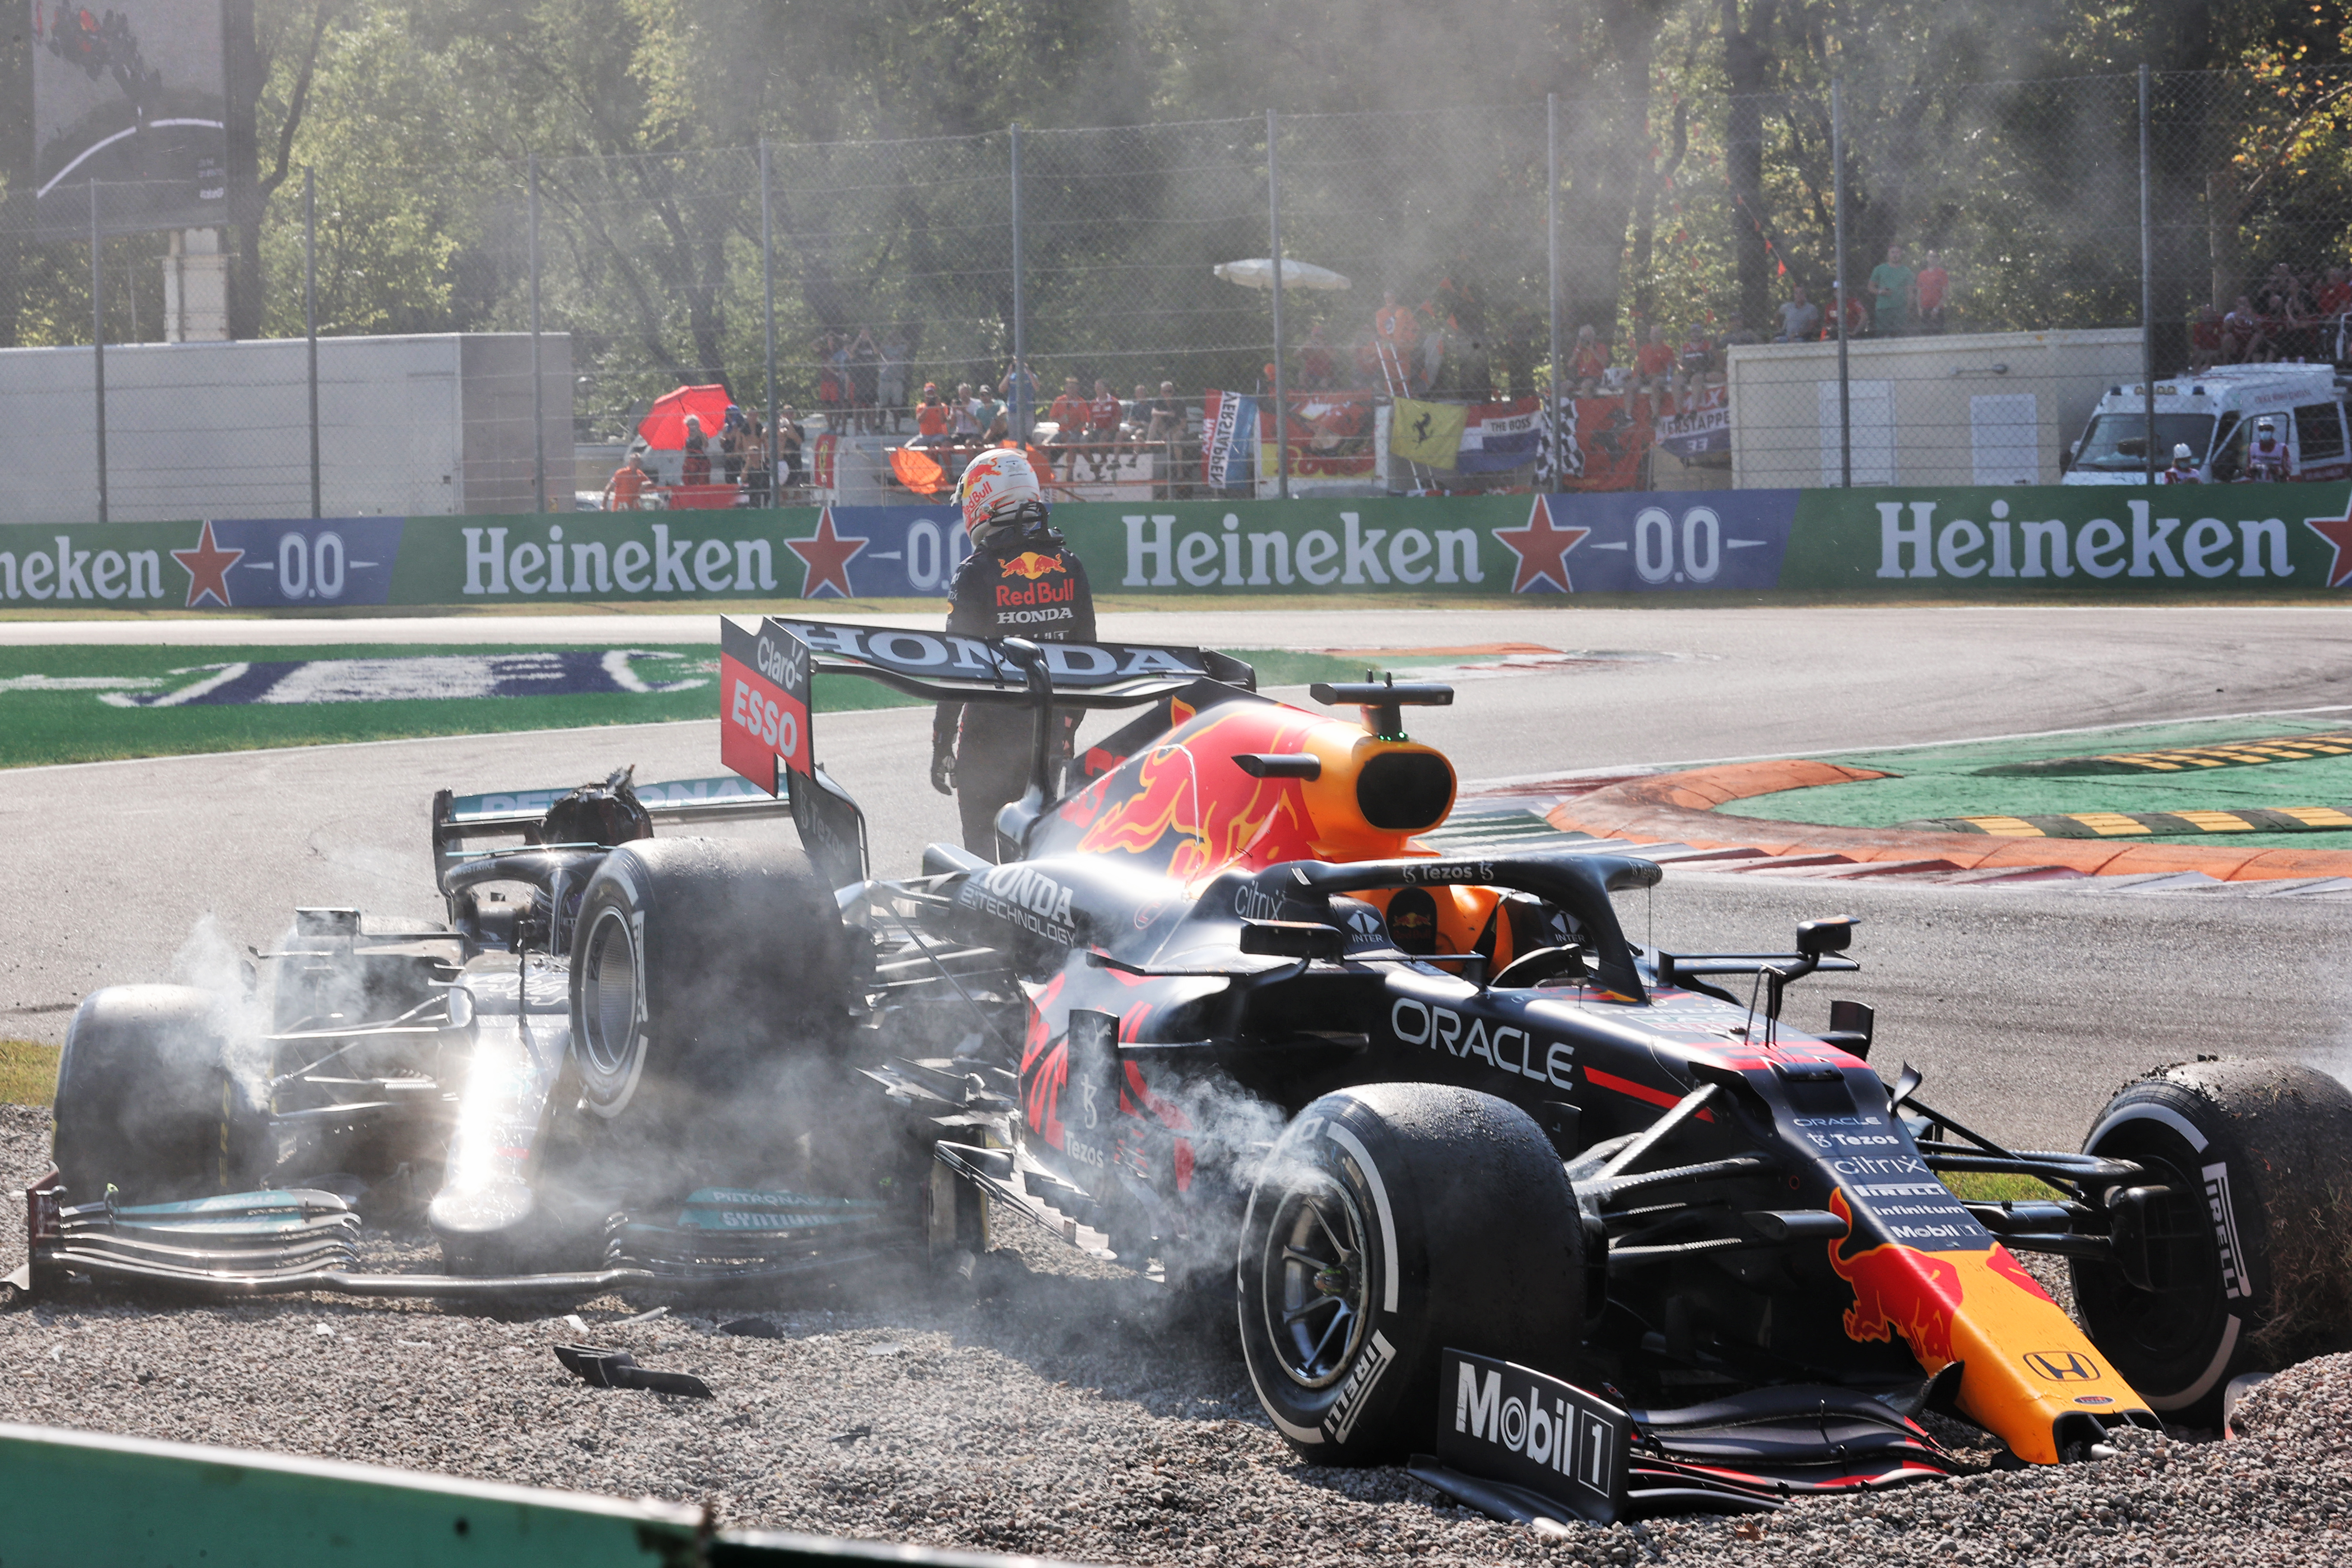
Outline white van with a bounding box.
[2061,363,2352,484]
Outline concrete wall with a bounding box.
[0,333,572,524]
[1725,328,2145,489]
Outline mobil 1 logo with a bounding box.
[1436,1349,1629,1525]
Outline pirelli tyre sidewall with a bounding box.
[2075,1058,2352,1426]
[52,985,263,1204]
[567,837,851,1127]
[1237,1083,1586,1464]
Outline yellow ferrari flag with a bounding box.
[1391,399,1467,468]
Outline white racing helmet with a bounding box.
[956,447,1042,540]
[2173,444,2195,462]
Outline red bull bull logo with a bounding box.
[1000,551,1069,581]
[1826,1190,1964,1371]
[1067,709,1324,884]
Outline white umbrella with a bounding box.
[1214,257,1352,292]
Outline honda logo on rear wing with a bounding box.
[753,617,1255,708]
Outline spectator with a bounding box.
[1145,381,1185,444]
[1374,289,1420,357]
[744,416,771,507]
[2222,294,2272,363]
[1420,316,1449,395]
[2189,305,2225,370]
[850,328,880,434]
[816,333,844,421]
[1568,324,1610,395]
[914,383,953,447]
[1868,243,1916,337]
[602,450,654,511]
[1350,328,1382,383]
[1775,284,1821,343]
[879,330,910,434]
[775,407,804,490]
[681,415,711,487]
[954,383,983,441]
[1299,323,1337,390]
[983,400,1012,445]
[1915,251,1950,333]
[1000,357,1041,435]
[1088,378,1123,446]
[2320,266,2352,321]
[720,404,749,485]
[1047,376,1090,473]
[1631,325,1676,419]
[1127,383,1155,446]
[1674,322,1716,412]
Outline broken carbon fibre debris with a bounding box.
[552,1343,713,1398]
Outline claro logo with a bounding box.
[755,633,806,690]
[1391,998,1573,1089]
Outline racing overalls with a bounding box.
[933,520,1097,855]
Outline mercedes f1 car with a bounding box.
[21,616,2352,1522]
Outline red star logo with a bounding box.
[786,507,868,598]
[170,520,244,609]
[2306,502,2352,588]
[1491,494,1590,594]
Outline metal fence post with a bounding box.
[1832,79,1850,489]
[1267,107,1288,500]
[529,154,546,514]
[760,138,778,508]
[1010,124,1028,440]
[306,165,320,519]
[90,180,107,524]
[2140,64,2156,486]
[1547,92,1561,468]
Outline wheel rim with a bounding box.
[1260,1177,1370,1390]
[2084,1125,2226,1370]
[580,909,640,1081]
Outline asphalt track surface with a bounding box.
[9,605,2352,1149]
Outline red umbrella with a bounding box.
[636,384,735,450]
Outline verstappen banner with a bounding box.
[1203,392,1256,489]
[15,484,2352,607]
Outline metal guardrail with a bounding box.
[0,1421,1095,1568]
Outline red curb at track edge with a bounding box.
[1547,759,2352,883]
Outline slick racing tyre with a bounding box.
[1238,1084,1587,1464]
[566,837,853,1165]
[2075,1057,2352,1427]
[51,986,264,1204]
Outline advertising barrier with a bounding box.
[8,485,2352,609]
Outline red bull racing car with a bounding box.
[20,617,2352,1523]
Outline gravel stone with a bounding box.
[3,1103,2346,1564]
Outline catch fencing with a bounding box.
[6,68,2352,522]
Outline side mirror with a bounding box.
[1796,916,1856,957]
[1237,919,1345,961]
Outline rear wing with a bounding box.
[430,776,794,889]
[755,617,1257,708]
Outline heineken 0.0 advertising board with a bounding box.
[6,485,2351,609]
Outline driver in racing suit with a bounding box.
[929,447,1097,856]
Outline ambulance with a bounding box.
[2061,362,2352,484]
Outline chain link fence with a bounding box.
[9,68,2352,522]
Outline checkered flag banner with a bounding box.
[1536,397,1583,486]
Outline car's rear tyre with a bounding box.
[52,986,263,1204]
[2074,1057,2352,1427]
[562,837,853,1174]
[1237,1083,1587,1464]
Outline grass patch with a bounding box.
[1940,1169,2065,1204]
[0,1039,59,1108]
[0,644,1444,770]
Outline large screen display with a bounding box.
[31,0,230,234]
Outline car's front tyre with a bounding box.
[1237,1083,1588,1464]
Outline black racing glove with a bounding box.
[930,742,957,796]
